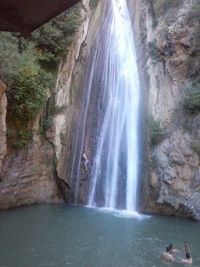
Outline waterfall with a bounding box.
[87,0,140,211]
[70,0,140,212]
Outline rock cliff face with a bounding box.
[51,0,91,161]
[0,82,7,175]
[0,0,93,209]
[0,132,59,209]
[1,0,200,220]
[0,93,61,208]
[57,0,105,204]
[128,0,200,219]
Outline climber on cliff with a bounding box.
[82,149,89,171]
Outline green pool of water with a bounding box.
[0,204,199,267]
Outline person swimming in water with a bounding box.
[161,243,177,263]
[179,241,193,265]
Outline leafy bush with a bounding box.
[191,141,200,157]
[0,33,20,81]
[15,130,33,148]
[186,56,200,78]
[7,128,33,148]
[32,4,81,68]
[149,117,165,146]
[0,4,81,147]
[90,0,99,10]
[148,39,161,63]
[188,1,200,51]
[6,62,48,148]
[0,34,37,84]
[189,0,200,20]
[146,0,181,17]
[7,64,46,128]
[145,0,157,27]
[183,78,200,113]
[40,94,56,132]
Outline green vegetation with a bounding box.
[89,0,99,10]
[146,0,181,18]
[32,4,81,68]
[7,65,46,128]
[153,0,180,17]
[40,94,56,132]
[191,141,200,157]
[186,56,200,78]
[189,0,200,20]
[188,1,200,51]
[0,4,81,148]
[15,130,33,148]
[149,117,165,146]
[148,39,161,63]
[182,1,200,114]
[0,33,21,82]
[60,132,65,146]
[183,78,200,113]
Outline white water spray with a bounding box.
[87,0,140,211]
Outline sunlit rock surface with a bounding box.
[0,112,62,209]
[53,0,91,160]
[0,1,93,209]
[57,0,105,203]
[128,0,200,219]
[0,81,7,174]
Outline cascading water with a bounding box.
[69,0,140,212]
[87,0,140,211]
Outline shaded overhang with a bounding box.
[0,0,81,36]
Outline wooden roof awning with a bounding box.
[0,0,80,36]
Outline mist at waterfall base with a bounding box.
[0,204,200,267]
[70,0,140,212]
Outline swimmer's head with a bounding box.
[166,243,173,252]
